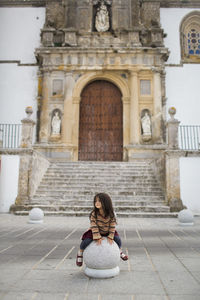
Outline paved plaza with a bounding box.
[0,214,200,300]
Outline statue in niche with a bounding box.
[51,111,61,136]
[95,1,110,32]
[141,111,152,141]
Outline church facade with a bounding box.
[0,0,200,214]
[35,0,168,163]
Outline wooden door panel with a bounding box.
[79,80,123,161]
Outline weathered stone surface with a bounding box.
[28,207,44,224]
[83,238,120,278]
[178,208,194,225]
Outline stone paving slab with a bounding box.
[0,214,200,300]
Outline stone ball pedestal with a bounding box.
[83,238,120,279]
[178,209,194,226]
[28,208,44,224]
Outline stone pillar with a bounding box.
[20,107,36,148]
[62,73,76,144]
[15,151,32,205]
[165,108,184,212]
[130,71,140,144]
[153,70,163,143]
[41,28,55,47]
[165,150,185,212]
[39,72,50,143]
[167,107,180,149]
[16,107,35,205]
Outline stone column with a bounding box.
[153,70,162,143]
[167,107,180,149]
[165,108,184,212]
[20,107,36,148]
[15,150,32,205]
[165,150,185,212]
[62,73,76,145]
[130,71,140,144]
[39,72,50,143]
[16,107,35,205]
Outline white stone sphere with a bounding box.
[178,209,194,226]
[28,208,44,224]
[83,238,120,278]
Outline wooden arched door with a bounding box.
[78,80,123,161]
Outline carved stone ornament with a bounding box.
[95,1,110,32]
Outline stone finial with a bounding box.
[25,106,33,118]
[167,107,180,149]
[168,106,176,120]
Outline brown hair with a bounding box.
[90,193,116,221]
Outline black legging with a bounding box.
[80,235,122,250]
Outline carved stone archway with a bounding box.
[71,72,130,161]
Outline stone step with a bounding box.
[31,196,165,203]
[36,185,163,191]
[51,162,151,166]
[30,200,166,206]
[13,210,177,218]
[40,177,158,182]
[32,193,165,199]
[11,204,170,213]
[34,192,164,198]
[46,169,155,173]
[14,160,169,217]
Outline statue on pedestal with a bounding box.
[141,111,152,141]
[95,1,110,32]
[51,111,61,135]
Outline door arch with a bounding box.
[78,80,123,161]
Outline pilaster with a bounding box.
[130,71,140,144]
[39,71,50,143]
[153,70,163,143]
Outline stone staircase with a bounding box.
[13,160,177,217]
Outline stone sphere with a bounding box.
[28,208,44,224]
[178,209,194,226]
[83,238,120,278]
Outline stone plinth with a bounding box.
[83,238,120,279]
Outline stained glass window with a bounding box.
[180,12,200,62]
[187,28,200,55]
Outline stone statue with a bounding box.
[51,111,61,135]
[95,1,110,32]
[141,112,151,136]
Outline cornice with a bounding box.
[0,0,61,7]
[1,0,200,8]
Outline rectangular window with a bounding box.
[140,80,151,95]
[52,79,63,96]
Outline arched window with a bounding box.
[180,11,200,62]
